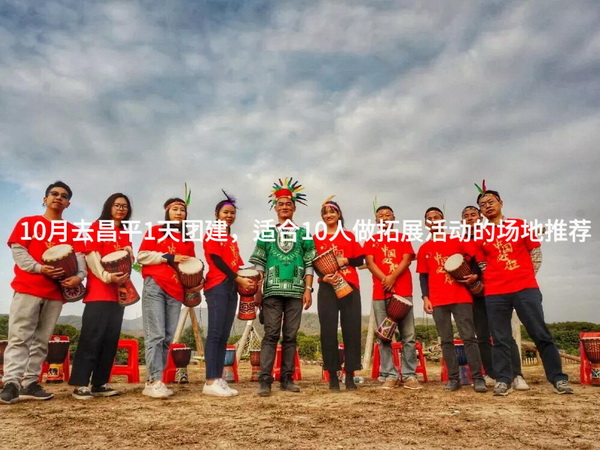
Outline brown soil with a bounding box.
[1,363,596,450]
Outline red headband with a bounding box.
[165,201,186,211]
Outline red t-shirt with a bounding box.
[7,215,84,301]
[363,232,415,299]
[416,237,472,307]
[203,231,243,292]
[84,221,133,303]
[474,218,540,295]
[313,230,363,289]
[139,225,196,301]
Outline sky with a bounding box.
[1,0,598,323]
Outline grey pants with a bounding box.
[2,292,63,388]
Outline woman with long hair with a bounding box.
[70,193,134,400]
[313,197,364,390]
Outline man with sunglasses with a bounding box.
[1,181,86,404]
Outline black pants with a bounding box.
[472,296,522,379]
[432,303,483,381]
[69,301,124,387]
[259,296,303,382]
[317,283,362,372]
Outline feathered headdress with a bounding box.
[474,179,487,195]
[269,177,307,208]
[372,195,378,216]
[220,189,237,208]
[184,182,192,206]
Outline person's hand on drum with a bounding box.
[336,256,348,268]
[174,254,190,263]
[236,276,255,291]
[457,274,478,285]
[41,265,65,279]
[423,296,433,314]
[109,271,129,285]
[323,273,340,285]
[60,275,83,287]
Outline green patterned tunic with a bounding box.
[249,226,316,299]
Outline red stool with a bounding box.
[163,343,189,384]
[39,335,70,383]
[272,345,302,381]
[371,341,428,382]
[110,339,140,383]
[322,344,345,382]
[580,331,600,385]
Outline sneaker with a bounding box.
[381,379,397,390]
[473,378,488,393]
[403,377,422,390]
[91,384,119,397]
[218,379,238,396]
[142,380,170,399]
[484,375,495,387]
[377,376,386,383]
[72,386,94,400]
[257,381,271,397]
[203,380,233,397]
[493,381,513,397]
[444,379,461,391]
[512,375,530,391]
[19,382,54,401]
[0,382,20,404]
[554,380,574,395]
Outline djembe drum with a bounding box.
[171,347,192,384]
[312,249,353,299]
[375,295,413,343]
[176,258,204,307]
[101,250,140,306]
[581,337,600,386]
[42,244,86,302]
[45,337,70,383]
[250,350,261,382]
[454,343,472,385]
[222,347,236,383]
[443,254,483,295]
[0,340,7,381]
[237,269,260,320]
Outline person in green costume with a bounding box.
[249,178,316,397]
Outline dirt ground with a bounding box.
[1,362,597,450]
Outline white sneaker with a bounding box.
[484,375,496,387]
[142,380,171,399]
[218,378,238,396]
[512,375,530,391]
[203,380,233,397]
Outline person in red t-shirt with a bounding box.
[461,205,529,391]
[417,207,486,393]
[475,187,572,396]
[364,205,421,390]
[69,193,134,400]
[202,191,254,397]
[313,198,364,391]
[1,181,86,405]
[137,197,201,399]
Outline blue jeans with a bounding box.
[372,297,417,380]
[486,288,567,385]
[142,277,182,382]
[204,280,238,380]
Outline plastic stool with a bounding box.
[39,335,71,383]
[110,339,140,383]
[580,331,600,385]
[371,341,428,382]
[272,345,302,381]
[322,344,345,382]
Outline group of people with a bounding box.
[0,177,573,405]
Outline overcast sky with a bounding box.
[1,0,598,323]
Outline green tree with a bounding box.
[0,315,8,340]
